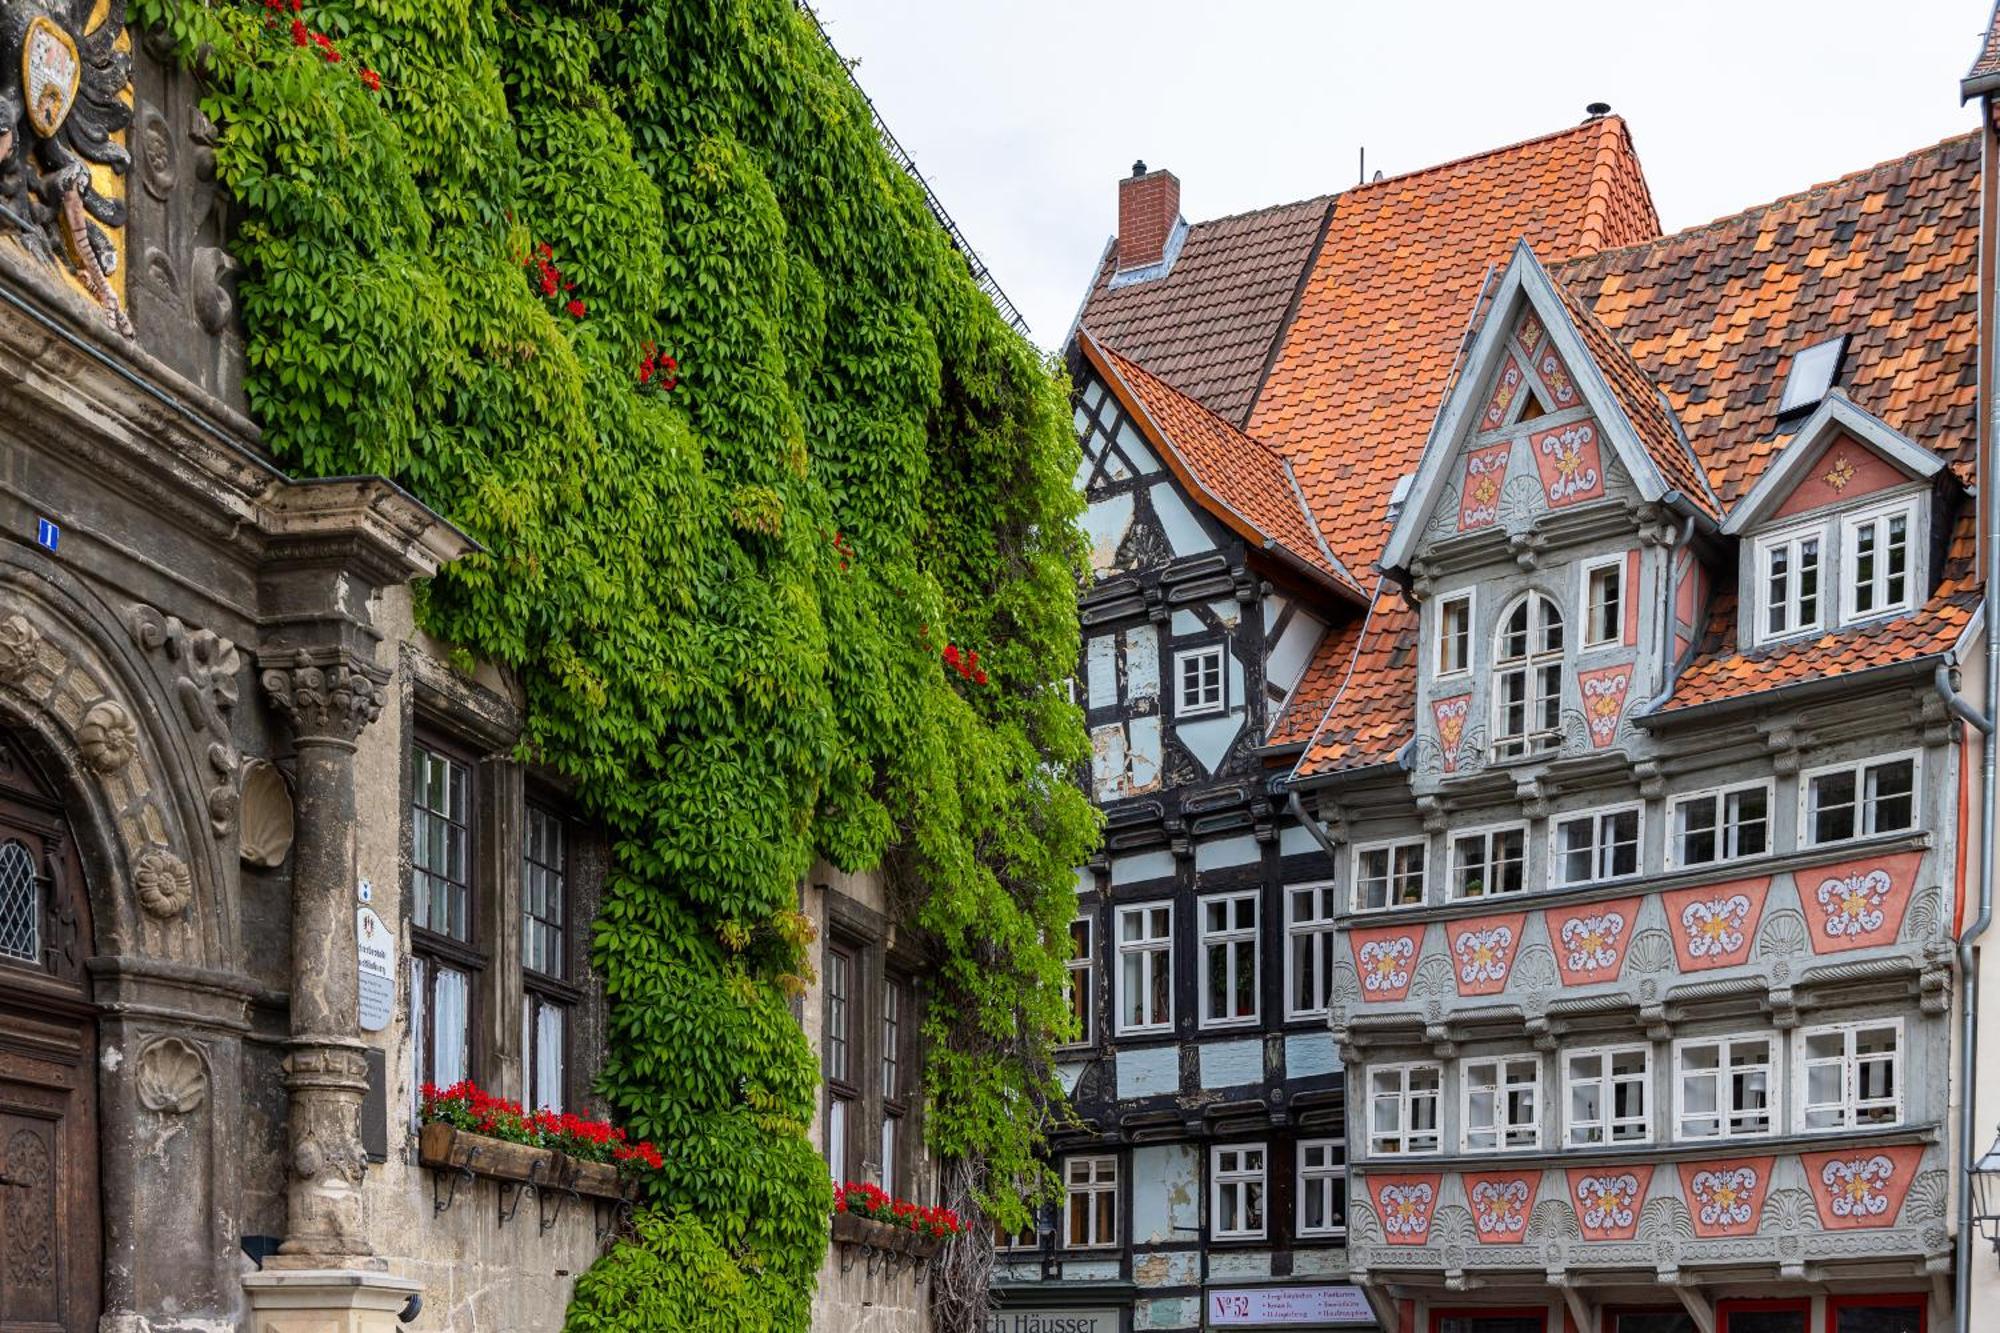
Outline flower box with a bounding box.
[418,1122,632,1202]
[830,1210,943,1261]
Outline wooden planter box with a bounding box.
[419,1122,633,1202]
[830,1210,944,1262]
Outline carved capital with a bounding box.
[261,650,387,745]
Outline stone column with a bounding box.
[258,648,389,1264]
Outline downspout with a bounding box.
[1958,93,2000,1333]
[1638,515,1698,713]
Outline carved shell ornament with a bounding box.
[0,612,40,685]
[76,699,137,773]
[237,758,295,869]
[134,848,191,918]
[135,1036,208,1114]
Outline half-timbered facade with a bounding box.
[994,119,1667,1333]
[1290,129,1984,1333]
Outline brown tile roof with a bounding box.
[1560,134,1982,507]
[1548,275,1720,518]
[1074,195,1333,426]
[1659,507,1980,713]
[1250,117,1660,578]
[1083,333,1357,592]
[1292,591,1421,777]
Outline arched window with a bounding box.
[1493,593,1564,759]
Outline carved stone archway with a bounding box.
[0,561,254,1328]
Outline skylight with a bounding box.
[1778,335,1847,415]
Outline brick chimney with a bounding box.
[1117,160,1181,273]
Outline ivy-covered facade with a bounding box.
[0,1,1093,1330]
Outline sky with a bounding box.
[808,0,1995,349]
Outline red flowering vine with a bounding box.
[262,0,381,91]
[825,529,854,572]
[940,642,988,686]
[833,1180,967,1239]
[525,242,586,319]
[637,341,678,392]
[420,1080,665,1176]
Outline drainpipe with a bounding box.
[1637,515,1698,714]
[1960,96,2000,1331]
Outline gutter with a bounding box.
[1958,93,2000,1331]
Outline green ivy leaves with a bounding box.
[134,0,1099,1323]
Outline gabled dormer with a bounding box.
[1375,243,1718,785]
[1720,393,1950,650]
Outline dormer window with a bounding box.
[1492,593,1563,759]
[1840,498,1915,621]
[1756,527,1824,642]
[1175,645,1226,716]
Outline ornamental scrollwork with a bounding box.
[126,604,241,835]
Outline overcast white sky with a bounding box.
[808,0,1995,349]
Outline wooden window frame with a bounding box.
[1174,643,1227,718]
[1551,803,1643,888]
[1580,553,1626,650]
[1284,881,1339,1020]
[522,797,579,1113]
[1824,1294,1926,1333]
[1491,591,1565,759]
[1800,751,1920,848]
[1061,914,1096,1048]
[1718,1298,1812,1333]
[1294,1137,1347,1239]
[1209,1142,1268,1241]
[410,730,487,1094]
[1755,522,1827,644]
[1562,1043,1653,1147]
[824,940,859,1183]
[1113,900,1173,1036]
[1367,1061,1442,1157]
[1196,889,1259,1030]
[1436,589,1475,679]
[1667,779,1774,869]
[1062,1153,1119,1250]
[1352,838,1427,914]
[1795,1017,1904,1132]
[1672,1033,1779,1142]
[1429,1307,1551,1333]
[1461,1053,1543,1152]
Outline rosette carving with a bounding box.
[76,699,138,774]
[134,848,192,918]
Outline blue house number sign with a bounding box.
[34,517,57,553]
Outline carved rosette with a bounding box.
[259,651,386,747]
[76,699,138,773]
[134,848,192,919]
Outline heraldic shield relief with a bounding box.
[0,1,132,334]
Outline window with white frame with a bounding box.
[1564,1045,1651,1146]
[1437,592,1473,677]
[1451,825,1525,900]
[1463,1055,1541,1151]
[1582,555,1625,649]
[1798,1020,1902,1131]
[1063,916,1095,1046]
[1757,525,1824,642]
[1175,645,1225,717]
[1296,1139,1348,1238]
[1368,1063,1442,1155]
[1803,754,1917,847]
[1210,1144,1267,1240]
[1552,806,1641,887]
[1063,1154,1119,1248]
[1115,902,1173,1035]
[1285,883,1337,1019]
[1353,838,1426,913]
[1670,781,1772,868]
[1492,593,1564,758]
[1841,499,1917,623]
[1674,1034,1776,1140]
[1199,891,1259,1027]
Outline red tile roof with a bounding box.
[1560,134,1982,506]
[1268,609,1369,748]
[1074,195,1333,425]
[1291,591,1420,776]
[1548,276,1720,518]
[1249,117,1660,577]
[1083,333,1357,593]
[1660,507,1980,713]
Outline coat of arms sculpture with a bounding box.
[0,1,131,335]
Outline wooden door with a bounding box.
[0,736,98,1332]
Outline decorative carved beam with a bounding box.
[1558,1283,1594,1333]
